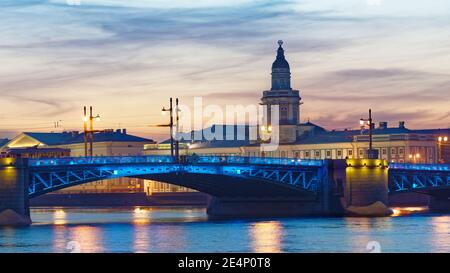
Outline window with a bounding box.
[280,151,286,157]
[305,151,310,158]
[382,148,387,155]
[326,150,331,157]
[348,150,353,156]
[337,150,342,157]
[315,151,320,158]
[399,148,404,155]
[391,148,397,155]
[294,151,299,158]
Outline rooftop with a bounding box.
[21,129,154,146]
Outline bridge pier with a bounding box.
[0,158,31,226]
[343,159,392,217]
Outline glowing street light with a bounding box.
[438,136,448,163]
[82,106,101,157]
[360,109,377,159]
[260,125,272,133]
[409,153,421,164]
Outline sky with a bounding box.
[0,0,449,141]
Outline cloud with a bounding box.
[0,0,449,138]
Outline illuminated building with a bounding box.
[0,129,155,194]
[145,41,450,164]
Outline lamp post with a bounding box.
[360,109,377,159]
[161,98,174,158]
[83,106,100,157]
[161,98,181,161]
[438,136,448,163]
[175,98,180,161]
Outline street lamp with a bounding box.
[83,106,101,157]
[409,153,421,164]
[360,109,377,159]
[160,98,181,161]
[438,136,448,163]
[161,98,174,158]
[260,125,272,133]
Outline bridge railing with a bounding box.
[389,163,450,171]
[28,155,324,167]
[28,155,175,167]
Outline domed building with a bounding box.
[260,40,301,144]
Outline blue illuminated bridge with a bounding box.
[1,155,450,225]
[26,156,450,197]
[388,163,450,193]
[27,155,327,199]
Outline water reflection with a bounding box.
[53,209,67,225]
[68,226,104,253]
[344,217,392,252]
[133,207,151,225]
[10,207,450,253]
[133,207,151,252]
[249,221,283,253]
[391,207,427,217]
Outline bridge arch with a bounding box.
[27,156,328,199]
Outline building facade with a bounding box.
[0,129,157,194]
[145,41,450,164]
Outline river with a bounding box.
[0,206,449,253]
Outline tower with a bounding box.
[261,40,301,144]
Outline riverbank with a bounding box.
[30,192,208,207]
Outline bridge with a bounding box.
[389,163,450,211]
[1,155,450,225]
[27,155,326,198]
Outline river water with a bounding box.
[0,206,449,253]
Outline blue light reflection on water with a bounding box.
[1,207,450,253]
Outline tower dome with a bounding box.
[271,40,291,90]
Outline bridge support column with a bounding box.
[0,158,31,226]
[343,159,392,217]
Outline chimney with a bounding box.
[399,121,405,129]
[122,129,127,134]
[379,122,388,130]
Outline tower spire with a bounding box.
[271,40,291,90]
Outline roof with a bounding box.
[5,147,70,154]
[296,126,449,145]
[159,123,450,148]
[160,124,253,148]
[272,45,290,70]
[22,130,154,146]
